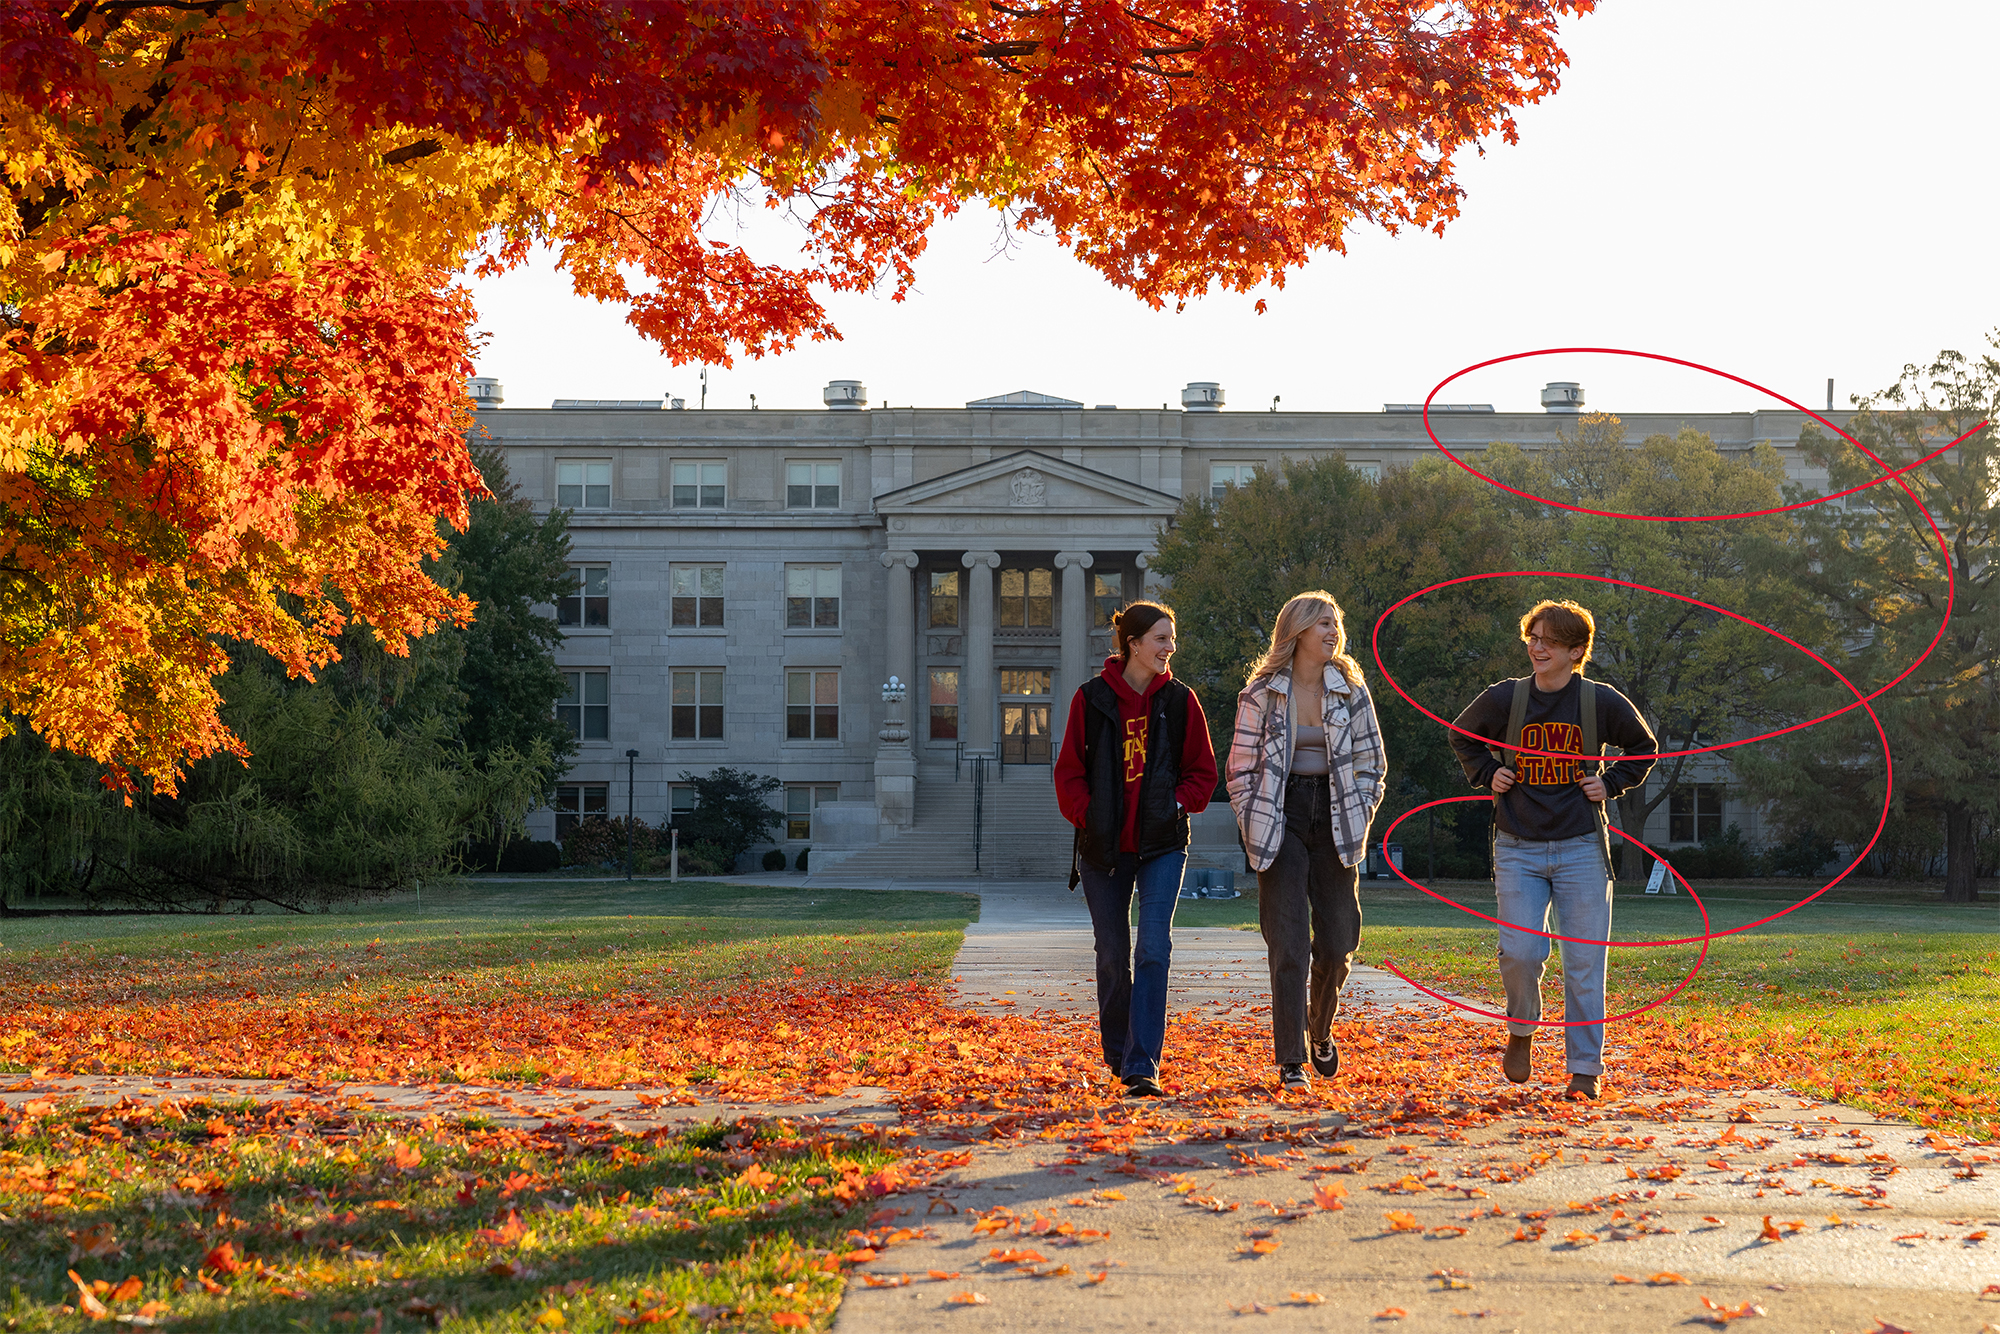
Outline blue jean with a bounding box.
[1494,831,1611,1076]
[1078,850,1185,1081]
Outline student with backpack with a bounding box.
[1053,601,1218,1099]
[1225,592,1387,1092]
[1448,600,1657,1101]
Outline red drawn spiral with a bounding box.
[1363,347,1982,1028]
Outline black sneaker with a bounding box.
[1278,1063,1310,1091]
[1310,1038,1340,1079]
[1121,1075,1166,1098]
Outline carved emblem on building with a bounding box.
[1009,468,1048,507]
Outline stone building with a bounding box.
[469,376,1846,876]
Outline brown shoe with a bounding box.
[1564,1073,1601,1101]
[1502,1034,1532,1084]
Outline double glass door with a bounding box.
[999,668,1052,764]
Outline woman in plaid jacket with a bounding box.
[1225,592,1387,1090]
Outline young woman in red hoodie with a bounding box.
[1052,601,1218,1098]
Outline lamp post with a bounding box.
[879,676,909,743]
[624,748,640,880]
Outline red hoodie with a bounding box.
[1054,656,1217,853]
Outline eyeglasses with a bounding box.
[1524,635,1572,650]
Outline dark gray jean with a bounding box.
[1256,775,1362,1065]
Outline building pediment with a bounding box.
[874,451,1179,517]
[965,389,1083,409]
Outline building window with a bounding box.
[668,784,699,825]
[786,462,840,509]
[671,461,726,509]
[786,564,841,629]
[1211,463,1257,499]
[670,564,724,628]
[557,565,610,628]
[671,669,724,739]
[928,571,960,628]
[557,461,611,509]
[786,669,839,740]
[785,784,840,840]
[1351,461,1382,482]
[1092,571,1123,628]
[928,669,959,741]
[552,783,608,841]
[556,671,609,741]
[999,567,1054,628]
[1670,783,1725,843]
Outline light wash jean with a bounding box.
[1494,830,1612,1076]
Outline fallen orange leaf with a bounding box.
[1385,1210,1422,1232]
[66,1271,108,1321]
[1649,1272,1689,1285]
[1375,1310,1408,1321]
[948,1292,989,1305]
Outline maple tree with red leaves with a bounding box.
[4,0,1592,788]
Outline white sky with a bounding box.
[468,2,2000,418]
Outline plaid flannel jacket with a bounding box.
[1226,664,1386,871]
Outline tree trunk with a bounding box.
[1942,800,1979,902]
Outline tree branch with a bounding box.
[382,138,444,168]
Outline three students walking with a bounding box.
[1053,590,1644,1102]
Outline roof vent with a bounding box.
[824,379,868,410]
[1540,381,1584,412]
[467,376,504,408]
[1182,381,1224,412]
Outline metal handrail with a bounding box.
[970,754,986,874]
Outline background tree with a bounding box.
[1741,341,2000,902]
[671,768,786,875]
[1483,418,1819,876]
[1151,454,1518,871]
[4,0,1593,788]
[0,444,570,909]
[449,444,575,795]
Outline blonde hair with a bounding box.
[1247,591,1365,688]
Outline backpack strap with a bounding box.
[1496,677,1531,773]
[1579,677,1601,777]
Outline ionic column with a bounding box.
[874,551,921,828]
[1053,550,1094,746]
[961,551,1001,754]
[878,550,919,706]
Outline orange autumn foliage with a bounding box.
[4,0,1591,786]
[3,966,1998,1136]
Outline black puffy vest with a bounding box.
[1073,675,1192,874]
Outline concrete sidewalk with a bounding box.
[829,876,2000,1334]
[949,878,1462,1023]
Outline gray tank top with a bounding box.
[1291,724,1329,776]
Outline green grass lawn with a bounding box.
[1,1097,906,1333]
[1,881,977,1331]
[1176,876,2000,1121]
[0,880,979,1018]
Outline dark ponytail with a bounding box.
[1112,600,1174,660]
